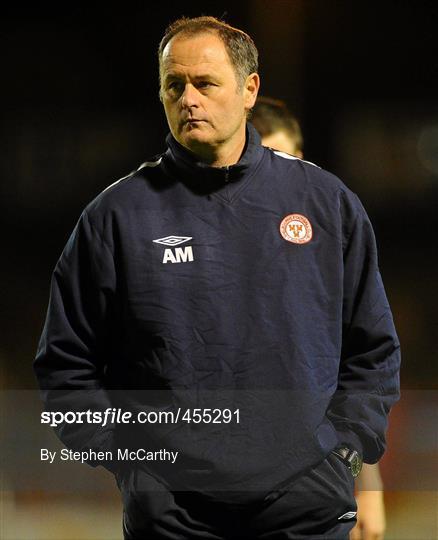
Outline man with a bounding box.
[251,96,387,540]
[251,96,304,159]
[34,16,400,540]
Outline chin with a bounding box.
[182,133,213,149]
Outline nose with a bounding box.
[181,83,200,109]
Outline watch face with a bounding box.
[349,452,363,478]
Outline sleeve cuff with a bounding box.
[334,429,364,460]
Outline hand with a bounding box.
[350,490,386,540]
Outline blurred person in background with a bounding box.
[250,97,304,159]
[34,15,400,540]
[251,96,386,540]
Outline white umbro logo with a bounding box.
[153,236,192,246]
[338,511,357,520]
[152,235,194,264]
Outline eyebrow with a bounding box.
[164,73,219,82]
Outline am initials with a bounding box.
[163,246,194,264]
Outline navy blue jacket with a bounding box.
[34,123,400,501]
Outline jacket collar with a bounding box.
[161,123,264,196]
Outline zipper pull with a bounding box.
[224,166,230,182]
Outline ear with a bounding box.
[243,72,260,110]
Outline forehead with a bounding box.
[161,33,234,76]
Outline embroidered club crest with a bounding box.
[279,214,313,244]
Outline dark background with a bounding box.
[1,0,437,390]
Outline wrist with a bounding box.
[332,446,363,478]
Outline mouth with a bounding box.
[181,119,207,132]
[183,118,206,125]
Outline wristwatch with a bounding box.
[331,446,363,478]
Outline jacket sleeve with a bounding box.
[326,191,401,464]
[33,209,118,472]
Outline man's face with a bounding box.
[160,32,258,156]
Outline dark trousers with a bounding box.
[118,452,357,539]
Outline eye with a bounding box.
[168,81,183,91]
[197,81,215,90]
